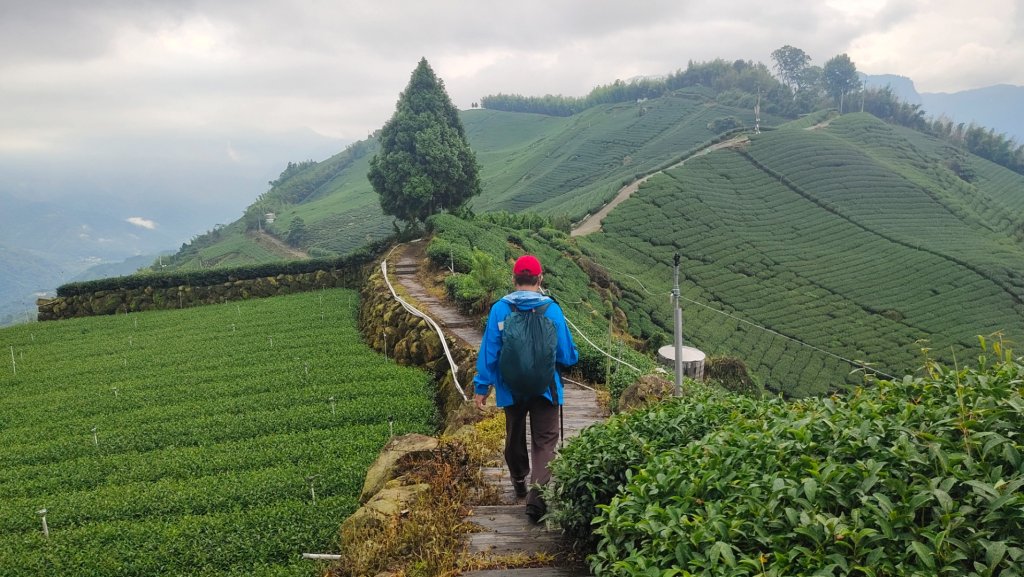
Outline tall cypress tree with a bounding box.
[368,58,481,225]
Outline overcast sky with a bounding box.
[1,0,1022,245]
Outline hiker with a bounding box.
[473,254,579,522]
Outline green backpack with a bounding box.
[499,303,558,404]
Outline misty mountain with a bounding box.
[68,253,173,283]
[862,74,1024,142]
[0,128,346,323]
[0,242,61,325]
[921,84,1024,143]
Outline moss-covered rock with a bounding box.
[359,433,439,503]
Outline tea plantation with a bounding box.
[548,351,1024,576]
[170,90,774,268]
[0,290,435,577]
[581,113,1024,395]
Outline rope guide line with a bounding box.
[562,315,643,374]
[381,244,468,402]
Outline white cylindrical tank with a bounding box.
[657,345,706,380]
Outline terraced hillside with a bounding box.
[581,113,1024,395]
[467,93,767,216]
[168,90,772,268]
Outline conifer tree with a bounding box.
[368,58,481,226]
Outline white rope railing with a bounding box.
[380,246,468,401]
[563,315,643,374]
[561,376,597,392]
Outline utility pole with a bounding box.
[672,253,683,397]
[755,87,761,134]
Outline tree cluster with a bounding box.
[480,54,863,119]
[932,118,1024,174]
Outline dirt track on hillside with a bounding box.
[248,230,309,259]
[571,135,749,237]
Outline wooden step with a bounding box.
[466,506,561,556]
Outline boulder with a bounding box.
[359,433,439,503]
[343,483,430,533]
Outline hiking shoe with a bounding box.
[525,488,547,524]
[525,502,545,524]
[512,478,528,499]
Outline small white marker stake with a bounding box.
[269,336,274,348]
[388,415,395,438]
[306,475,319,505]
[329,396,336,415]
[37,509,48,538]
[91,427,98,447]
[10,346,15,376]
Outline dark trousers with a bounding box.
[503,396,560,487]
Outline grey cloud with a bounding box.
[0,0,1019,252]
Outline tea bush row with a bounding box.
[584,353,1024,576]
[581,121,1024,394]
[0,290,435,577]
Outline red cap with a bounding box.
[513,255,542,276]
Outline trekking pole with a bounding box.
[559,404,564,449]
[672,253,683,397]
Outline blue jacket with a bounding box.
[474,290,579,407]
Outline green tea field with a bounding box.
[0,290,435,577]
[582,114,1024,395]
[171,90,773,269]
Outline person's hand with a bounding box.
[474,391,489,411]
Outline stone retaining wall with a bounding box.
[37,267,365,321]
[358,267,477,432]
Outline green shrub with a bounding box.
[705,355,761,397]
[444,273,485,313]
[426,238,473,273]
[708,115,744,132]
[56,238,390,297]
[469,250,508,307]
[545,383,749,548]
[478,211,551,231]
[589,355,1024,576]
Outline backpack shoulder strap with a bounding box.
[534,302,551,315]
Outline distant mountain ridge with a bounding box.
[862,74,1024,142]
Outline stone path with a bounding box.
[386,242,605,576]
[392,240,482,349]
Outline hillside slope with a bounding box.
[580,113,1024,395]
[165,90,772,268]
